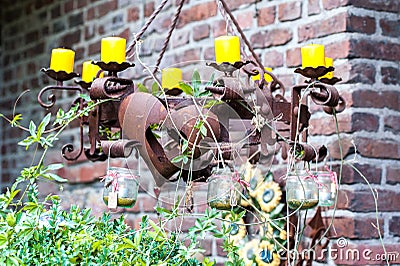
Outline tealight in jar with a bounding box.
[286,171,319,210]
[317,170,337,207]
[207,168,242,210]
[103,167,139,208]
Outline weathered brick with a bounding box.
[338,188,400,212]
[145,1,155,17]
[332,217,384,239]
[88,41,101,56]
[178,2,217,28]
[347,14,375,34]
[127,7,139,22]
[384,115,400,134]
[278,1,302,21]
[257,6,275,26]
[77,0,87,8]
[228,0,257,10]
[352,90,400,111]
[322,0,350,10]
[212,20,226,37]
[349,39,400,61]
[87,7,95,20]
[64,0,74,13]
[356,137,399,159]
[98,0,117,17]
[61,29,81,48]
[250,28,292,49]
[51,4,61,19]
[308,0,321,15]
[387,166,400,184]
[381,66,400,85]
[389,216,400,237]
[380,18,400,38]
[347,61,376,84]
[264,50,283,67]
[298,12,347,42]
[349,0,400,13]
[310,113,351,136]
[175,48,200,65]
[285,47,301,67]
[332,163,382,184]
[68,12,84,28]
[237,10,254,30]
[172,30,190,48]
[351,112,379,132]
[193,24,210,41]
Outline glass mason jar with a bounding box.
[103,167,139,208]
[207,168,242,210]
[286,171,319,210]
[317,170,337,207]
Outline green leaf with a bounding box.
[10,114,22,127]
[37,113,51,137]
[199,125,207,137]
[192,69,201,92]
[137,83,149,93]
[151,82,159,95]
[46,163,64,171]
[0,233,7,248]
[6,213,16,227]
[270,203,285,218]
[42,173,68,183]
[178,82,194,96]
[28,121,37,138]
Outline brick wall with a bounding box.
[1,0,399,264]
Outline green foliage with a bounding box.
[178,69,214,98]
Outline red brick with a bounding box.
[127,7,139,22]
[257,6,275,26]
[322,0,350,10]
[175,48,200,66]
[237,10,254,30]
[310,113,351,136]
[140,194,157,212]
[278,1,302,22]
[327,136,358,160]
[298,12,347,42]
[264,50,283,68]
[228,0,257,10]
[347,14,375,34]
[332,216,384,239]
[351,112,379,132]
[352,90,400,111]
[172,30,190,48]
[216,238,227,256]
[85,25,96,40]
[87,7,95,20]
[250,28,292,49]
[381,66,400,85]
[389,216,400,237]
[178,2,217,28]
[386,166,400,185]
[98,0,117,17]
[349,39,400,61]
[347,61,376,84]
[61,29,81,48]
[77,0,87,8]
[79,163,107,183]
[285,47,301,67]
[332,163,382,184]
[349,0,400,13]
[204,46,214,60]
[212,20,226,37]
[337,188,400,212]
[144,1,155,17]
[88,41,101,56]
[64,0,74,13]
[380,18,400,38]
[308,0,321,15]
[193,24,210,41]
[356,137,399,159]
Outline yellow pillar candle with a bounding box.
[214,35,241,64]
[162,68,182,89]
[252,67,273,82]
[50,48,75,73]
[301,44,325,68]
[101,37,126,63]
[320,57,334,79]
[82,61,103,83]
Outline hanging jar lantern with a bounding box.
[207,167,245,210]
[317,168,338,207]
[102,167,139,208]
[286,170,319,210]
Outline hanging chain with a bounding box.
[153,0,186,75]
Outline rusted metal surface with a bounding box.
[101,140,141,158]
[90,77,135,100]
